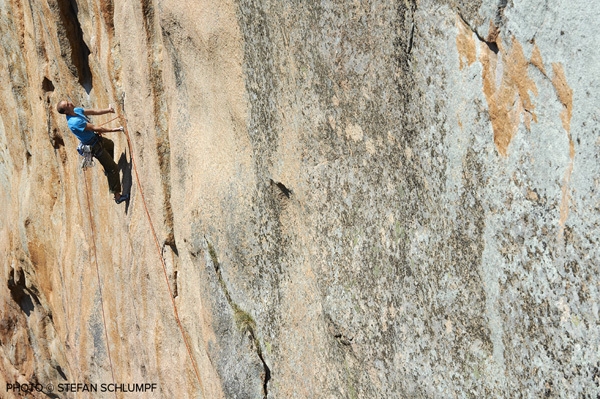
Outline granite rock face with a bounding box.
[1,0,599,398]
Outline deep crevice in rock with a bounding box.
[139,0,176,248]
[207,240,271,398]
[406,22,415,54]
[395,0,417,57]
[165,239,179,256]
[42,77,55,92]
[326,314,354,347]
[56,0,93,93]
[173,270,178,298]
[459,13,499,54]
[50,128,65,149]
[162,242,179,298]
[269,179,292,199]
[56,365,68,380]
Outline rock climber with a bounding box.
[56,100,129,204]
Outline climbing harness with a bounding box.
[75,112,95,169]
[77,137,104,169]
[76,115,121,169]
[77,143,95,169]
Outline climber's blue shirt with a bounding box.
[67,107,97,145]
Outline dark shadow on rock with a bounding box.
[118,151,133,214]
[56,0,93,93]
[8,269,39,317]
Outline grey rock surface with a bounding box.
[0,0,598,398]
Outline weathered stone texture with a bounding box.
[0,0,599,398]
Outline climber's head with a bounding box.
[56,100,75,115]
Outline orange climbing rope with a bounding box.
[81,109,206,397]
[98,115,120,127]
[120,121,207,396]
[82,172,117,399]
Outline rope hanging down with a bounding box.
[120,116,207,396]
[80,109,206,396]
[82,172,118,399]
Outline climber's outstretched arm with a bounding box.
[85,123,123,134]
[83,104,115,116]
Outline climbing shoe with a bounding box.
[115,194,129,204]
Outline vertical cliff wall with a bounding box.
[1,0,599,398]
